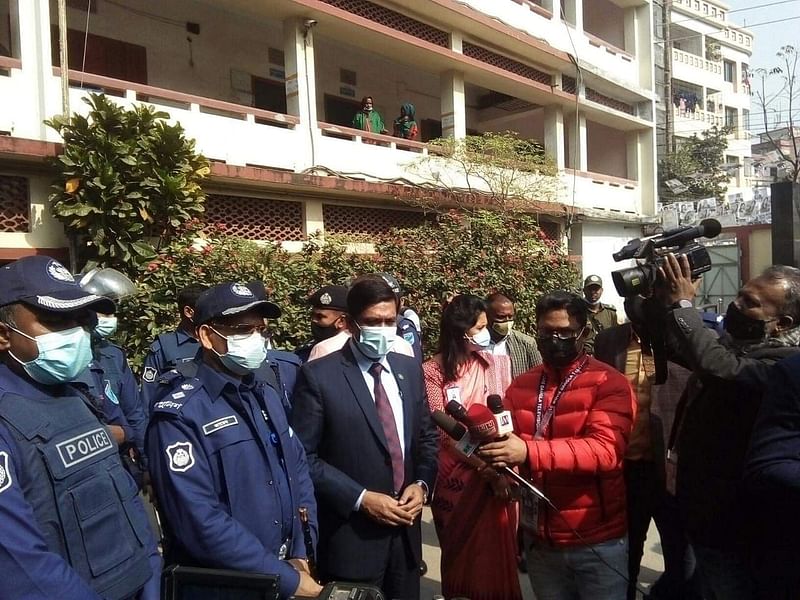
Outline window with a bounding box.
[723,60,735,83]
[725,107,737,130]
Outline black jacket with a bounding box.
[667,308,800,549]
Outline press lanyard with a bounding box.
[534,356,589,439]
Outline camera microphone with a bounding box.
[653,218,722,249]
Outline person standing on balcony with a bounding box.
[392,103,419,141]
[352,96,387,135]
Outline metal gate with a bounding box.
[695,241,741,313]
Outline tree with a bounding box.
[406,131,561,213]
[658,125,731,204]
[46,93,210,275]
[752,45,800,183]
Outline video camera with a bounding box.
[610,218,722,297]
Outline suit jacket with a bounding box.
[504,330,542,379]
[290,343,438,581]
[593,323,633,374]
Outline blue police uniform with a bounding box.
[93,338,147,458]
[267,348,302,414]
[147,360,317,599]
[0,363,159,600]
[397,315,422,362]
[73,360,136,444]
[140,329,199,413]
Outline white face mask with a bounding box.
[355,325,397,360]
[210,328,267,375]
[467,327,492,349]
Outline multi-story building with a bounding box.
[663,0,754,210]
[0,0,656,298]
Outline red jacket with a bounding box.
[506,355,635,547]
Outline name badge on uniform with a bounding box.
[445,386,462,405]
[519,491,540,534]
[202,415,239,436]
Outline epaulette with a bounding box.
[150,372,204,415]
[603,304,617,311]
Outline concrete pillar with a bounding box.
[13,0,60,140]
[627,127,656,217]
[304,198,325,238]
[566,111,587,171]
[544,106,565,169]
[624,5,654,91]
[563,0,583,31]
[283,18,318,170]
[771,182,800,267]
[440,70,466,139]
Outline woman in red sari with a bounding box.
[423,294,521,600]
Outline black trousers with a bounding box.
[624,459,661,600]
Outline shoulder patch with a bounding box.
[0,451,11,494]
[202,415,239,435]
[142,366,157,383]
[104,380,119,405]
[166,441,195,472]
[403,331,415,345]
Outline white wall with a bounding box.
[587,120,628,178]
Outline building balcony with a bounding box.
[672,48,722,82]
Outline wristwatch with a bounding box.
[671,299,693,309]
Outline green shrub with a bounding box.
[116,211,577,369]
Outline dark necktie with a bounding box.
[368,362,404,493]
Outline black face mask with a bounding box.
[724,302,772,342]
[311,321,340,343]
[537,335,582,368]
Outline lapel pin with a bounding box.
[397,373,405,380]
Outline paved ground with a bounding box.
[420,508,665,599]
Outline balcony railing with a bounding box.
[674,106,724,127]
[672,48,722,76]
[585,32,634,63]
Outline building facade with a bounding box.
[0,0,656,300]
[659,0,754,225]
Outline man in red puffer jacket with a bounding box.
[480,290,636,600]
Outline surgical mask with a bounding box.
[724,302,775,342]
[210,328,267,375]
[467,327,492,349]
[537,329,584,368]
[7,325,92,385]
[492,320,514,338]
[355,325,396,360]
[94,315,118,338]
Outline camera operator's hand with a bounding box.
[660,254,697,306]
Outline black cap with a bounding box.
[193,282,281,325]
[0,256,115,314]
[583,274,603,288]
[308,285,348,311]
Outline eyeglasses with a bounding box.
[207,322,267,339]
[536,326,585,341]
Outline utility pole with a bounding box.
[663,0,675,153]
[57,0,70,117]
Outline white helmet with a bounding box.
[79,267,136,301]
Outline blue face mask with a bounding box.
[209,327,267,376]
[467,327,492,349]
[94,315,118,338]
[7,325,92,385]
[355,325,397,360]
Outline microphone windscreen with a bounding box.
[699,218,722,239]
[431,410,467,440]
[445,400,468,422]
[486,394,504,414]
[464,404,499,441]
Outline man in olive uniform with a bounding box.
[582,275,618,354]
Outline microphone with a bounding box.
[431,410,551,503]
[431,410,479,457]
[463,403,499,441]
[653,218,722,248]
[487,394,514,438]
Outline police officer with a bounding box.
[582,274,618,354]
[79,268,147,461]
[295,284,350,363]
[0,256,159,599]
[140,284,206,411]
[378,272,422,361]
[146,282,322,599]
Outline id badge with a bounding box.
[445,386,461,405]
[665,450,678,496]
[519,491,540,534]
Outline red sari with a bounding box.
[423,352,521,600]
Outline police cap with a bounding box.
[194,282,281,325]
[583,274,603,288]
[0,256,115,314]
[308,285,348,311]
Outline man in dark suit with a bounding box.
[291,276,438,599]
